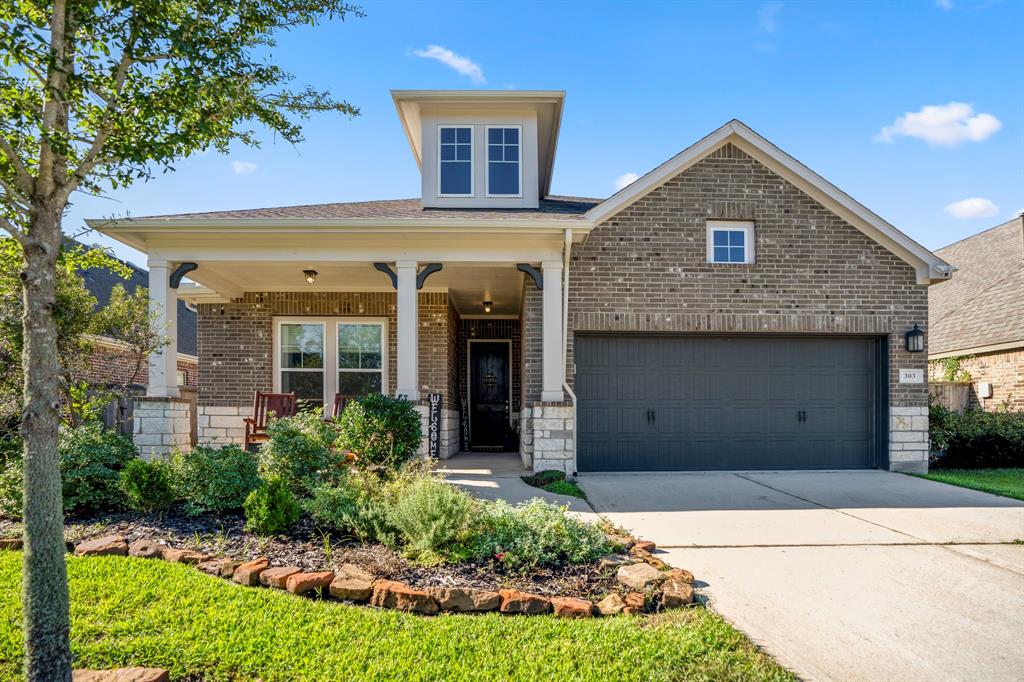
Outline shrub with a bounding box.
[305,469,400,546]
[59,423,136,513]
[244,477,302,536]
[474,498,612,572]
[388,475,478,563]
[119,458,176,514]
[170,445,260,516]
[930,402,1024,469]
[336,393,421,469]
[259,412,343,495]
[0,459,22,520]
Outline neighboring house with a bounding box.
[89,90,952,473]
[927,216,1024,411]
[79,253,198,389]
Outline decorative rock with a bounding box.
[127,540,163,559]
[219,560,242,579]
[0,538,23,551]
[665,568,695,585]
[161,548,208,565]
[75,535,128,557]
[616,562,665,590]
[595,593,626,616]
[551,596,594,618]
[72,668,169,682]
[661,580,695,608]
[599,554,630,569]
[196,560,224,576]
[633,549,669,571]
[232,558,270,586]
[329,564,375,602]
[623,592,645,615]
[426,586,501,612]
[370,580,439,614]
[286,571,334,595]
[498,588,551,615]
[260,566,302,589]
[631,539,656,554]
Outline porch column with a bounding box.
[541,260,564,402]
[147,259,179,398]
[396,259,419,401]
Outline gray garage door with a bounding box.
[575,335,881,471]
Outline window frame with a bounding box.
[272,317,389,413]
[484,124,523,198]
[706,221,755,265]
[437,124,474,198]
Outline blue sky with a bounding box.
[70,0,1023,265]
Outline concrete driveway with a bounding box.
[581,470,1024,682]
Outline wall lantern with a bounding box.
[303,269,318,285]
[483,300,493,314]
[904,324,925,353]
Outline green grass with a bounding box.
[0,553,792,682]
[520,471,587,500]
[915,468,1024,501]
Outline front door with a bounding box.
[470,342,510,448]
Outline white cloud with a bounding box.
[936,0,953,9]
[614,172,640,191]
[231,160,257,175]
[412,45,485,84]
[875,102,1002,146]
[944,197,999,219]
[758,3,782,34]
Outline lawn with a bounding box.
[916,468,1024,501]
[0,553,793,682]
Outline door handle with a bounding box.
[651,409,656,423]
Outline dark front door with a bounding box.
[470,342,510,448]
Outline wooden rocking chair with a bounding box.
[331,393,357,419]
[243,391,297,450]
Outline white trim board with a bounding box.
[928,339,1024,360]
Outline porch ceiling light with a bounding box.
[483,300,493,314]
[303,269,318,285]
[904,324,924,353]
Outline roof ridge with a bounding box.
[935,215,1024,253]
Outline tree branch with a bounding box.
[0,216,30,247]
[0,136,34,196]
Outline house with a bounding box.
[927,215,1024,410]
[88,90,952,473]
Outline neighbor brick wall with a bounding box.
[929,348,1024,411]
[82,344,197,389]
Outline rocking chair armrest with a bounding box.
[243,417,259,429]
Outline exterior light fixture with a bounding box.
[303,269,318,285]
[483,300,493,313]
[904,324,925,353]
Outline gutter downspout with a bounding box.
[561,228,578,477]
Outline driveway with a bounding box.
[582,470,1024,682]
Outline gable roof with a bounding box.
[928,216,1024,356]
[585,120,952,285]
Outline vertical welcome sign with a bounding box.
[427,393,442,459]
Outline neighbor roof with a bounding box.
[928,216,1024,356]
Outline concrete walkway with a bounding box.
[581,470,1024,682]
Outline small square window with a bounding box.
[707,222,754,264]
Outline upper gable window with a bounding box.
[439,126,473,196]
[486,126,521,196]
[707,221,754,264]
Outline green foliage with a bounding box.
[521,470,587,499]
[305,469,401,547]
[929,401,1024,468]
[119,458,176,514]
[930,355,973,383]
[258,412,344,495]
[474,498,612,572]
[336,394,422,468]
[244,477,302,536]
[0,458,22,520]
[170,445,260,516]
[59,423,137,513]
[917,469,1024,501]
[387,475,478,563]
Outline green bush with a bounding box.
[59,423,136,513]
[474,498,612,572]
[119,458,176,514]
[170,445,260,516]
[0,459,22,520]
[930,401,1024,469]
[305,469,400,546]
[259,412,343,495]
[244,477,302,536]
[388,475,478,563]
[336,394,421,469]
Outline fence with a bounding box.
[928,382,971,413]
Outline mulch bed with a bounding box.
[0,509,621,600]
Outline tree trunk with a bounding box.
[20,205,71,682]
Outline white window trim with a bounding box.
[272,317,389,413]
[437,124,474,198]
[706,220,755,264]
[484,124,523,198]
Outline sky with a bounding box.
[67,0,1023,266]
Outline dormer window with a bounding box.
[486,126,521,197]
[439,126,473,196]
[707,221,755,264]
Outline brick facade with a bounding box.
[928,348,1024,411]
[83,343,198,389]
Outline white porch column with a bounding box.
[541,260,564,403]
[396,260,419,401]
[147,259,179,398]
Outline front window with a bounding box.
[439,126,473,196]
[487,126,521,196]
[338,323,383,396]
[279,322,326,409]
[707,221,754,264]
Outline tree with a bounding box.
[0,3,361,679]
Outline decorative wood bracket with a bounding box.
[373,262,397,289]
[416,263,443,289]
[517,263,543,290]
[169,262,198,289]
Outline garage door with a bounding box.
[575,335,882,471]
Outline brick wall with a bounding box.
[457,317,522,414]
[928,348,1024,411]
[82,343,198,389]
[520,283,544,406]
